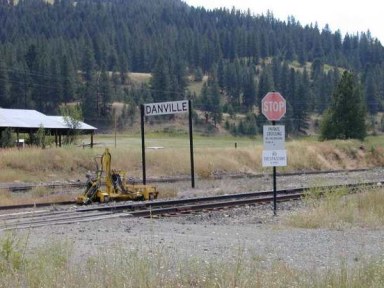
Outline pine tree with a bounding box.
[0,60,10,107]
[61,55,75,104]
[200,70,223,126]
[81,79,97,122]
[258,65,274,103]
[9,63,32,108]
[242,69,257,111]
[171,59,188,101]
[364,67,379,114]
[295,80,309,134]
[224,60,242,110]
[150,55,171,102]
[2,0,384,122]
[82,45,95,83]
[209,75,223,126]
[320,71,366,140]
[99,68,112,117]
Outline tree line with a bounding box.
[0,0,383,137]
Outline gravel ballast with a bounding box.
[2,169,384,273]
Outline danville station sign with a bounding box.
[141,100,195,188]
[144,100,189,116]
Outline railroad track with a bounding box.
[0,168,370,192]
[0,208,126,231]
[0,189,302,230]
[0,180,382,231]
[0,168,376,212]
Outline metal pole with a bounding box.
[273,166,277,215]
[188,100,195,188]
[140,104,146,185]
[114,114,117,148]
[272,120,277,215]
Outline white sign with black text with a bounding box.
[144,100,189,116]
[262,150,287,167]
[263,125,285,150]
[262,125,287,167]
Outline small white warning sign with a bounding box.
[262,150,287,167]
[263,125,285,150]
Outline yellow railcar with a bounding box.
[77,148,158,205]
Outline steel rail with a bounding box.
[75,188,301,213]
[0,211,123,231]
[0,168,372,192]
[0,192,301,231]
[0,201,76,211]
[76,179,383,213]
[124,193,302,218]
[0,177,382,211]
[1,177,383,230]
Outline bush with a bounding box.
[0,128,15,148]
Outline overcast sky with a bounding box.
[183,0,384,43]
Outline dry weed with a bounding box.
[1,137,384,184]
[287,186,384,229]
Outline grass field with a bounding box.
[1,133,384,205]
[89,133,262,149]
[1,134,384,183]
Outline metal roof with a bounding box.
[46,116,97,130]
[0,108,97,131]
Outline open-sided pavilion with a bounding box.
[0,108,97,147]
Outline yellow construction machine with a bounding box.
[76,148,158,205]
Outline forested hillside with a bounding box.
[1,0,384,135]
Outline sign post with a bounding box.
[261,92,287,215]
[141,100,195,188]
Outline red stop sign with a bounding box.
[261,92,286,121]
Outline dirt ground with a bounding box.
[5,168,384,273]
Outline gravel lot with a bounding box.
[5,168,381,274]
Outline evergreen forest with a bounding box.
[1,0,384,136]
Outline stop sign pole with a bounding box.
[261,91,287,215]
